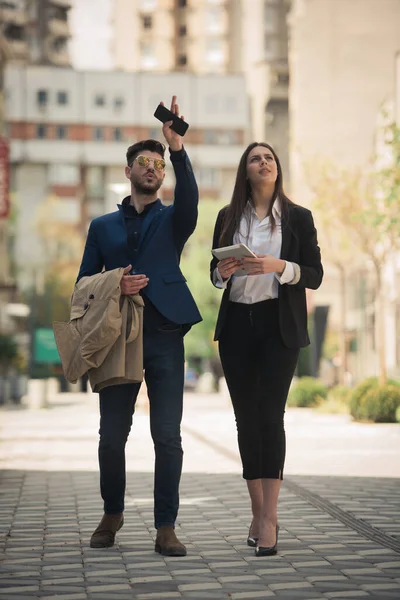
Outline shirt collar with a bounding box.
[246,197,281,220]
[122,196,158,217]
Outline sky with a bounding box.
[69,0,113,70]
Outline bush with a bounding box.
[327,385,351,404]
[317,385,351,414]
[350,384,400,423]
[288,377,328,408]
[349,377,400,422]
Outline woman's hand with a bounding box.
[217,257,242,280]
[242,254,286,276]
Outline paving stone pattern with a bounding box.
[1,470,400,600]
[0,392,399,599]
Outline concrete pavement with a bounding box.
[0,390,399,600]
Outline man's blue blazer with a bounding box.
[77,148,202,328]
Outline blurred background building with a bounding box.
[1,0,400,400]
[0,0,71,67]
[289,0,400,381]
[5,66,248,285]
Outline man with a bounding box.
[77,96,201,556]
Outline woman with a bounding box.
[210,143,323,556]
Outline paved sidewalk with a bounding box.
[0,391,400,600]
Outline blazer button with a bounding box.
[84,302,89,309]
[89,294,94,299]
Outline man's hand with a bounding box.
[161,95,184,152]
[217,257,242,280]
[242,255,286,276]
[120,265,149,295]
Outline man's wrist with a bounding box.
[169,143,183,152]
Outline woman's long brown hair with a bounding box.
[219,142,293,247]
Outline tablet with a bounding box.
[212,243,256,277]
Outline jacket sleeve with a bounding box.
[170,147,199,249]
[76,221,104,282]
[210,208,225,287]
[292,210,323,290]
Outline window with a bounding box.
[277,72,289,85]
[197,168,219,188]
[56,125,67,140]
[179,25,187,36]
[206,7,224,34]
[93,127,104,141]
[177,54,187,66]
[52,37,68,53]
[225,96,237,113]
[94,94,106,107]
[36,124,47,139]
[37,89,48,106]
[204,130,217,144]
[57,91,68,105]
[113,128,123,141]
[142,15,152,29]
[206,38,224,65]
[264,1,279,32]
[86,166,104,197]
[264,35,280,59]
[114,96,124,110]
[3,23,24,41]
[48,164,80,185]
[140,42,157,69]
[140,0,156,9]
[205,96,218,112]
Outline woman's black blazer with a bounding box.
[210,204,323,348]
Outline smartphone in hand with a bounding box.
[154,104,189,137]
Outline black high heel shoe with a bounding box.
[246,520,258,547]
[255,524,279,557]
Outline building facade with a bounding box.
[0,0,71,67]
[110,0,290,174]
[5,65,249,287]
[289,0,400,380]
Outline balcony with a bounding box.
[48,0,72,8]
[47,18,70,38]
[7,39,29,62]
[0,7,28,27]
[46,46,70,67]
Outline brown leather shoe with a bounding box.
[155,525,187,556]
[90,513,124,548]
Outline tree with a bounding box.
[306,161,364,384]
[180,199,226,360]
[32,194,85,324]
[306,124,400,384]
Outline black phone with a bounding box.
[154,104,189,137]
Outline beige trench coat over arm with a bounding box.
[53,268,144,391]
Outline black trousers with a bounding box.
[218,299,299,480]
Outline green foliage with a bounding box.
[349,377,400,422]
[350,384,400,423]
[181,199,226,358]
[287,377,328,408]
[317,385,351,414]
[0,334,19,375]
[327,385,351,404]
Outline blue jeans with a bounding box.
[98,325,184,528]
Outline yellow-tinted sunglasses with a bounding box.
[133,155,166,171]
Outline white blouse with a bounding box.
[213,199,300,304]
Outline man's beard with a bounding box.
[132,177,163,196]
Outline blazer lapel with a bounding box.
[280,208,292,260]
